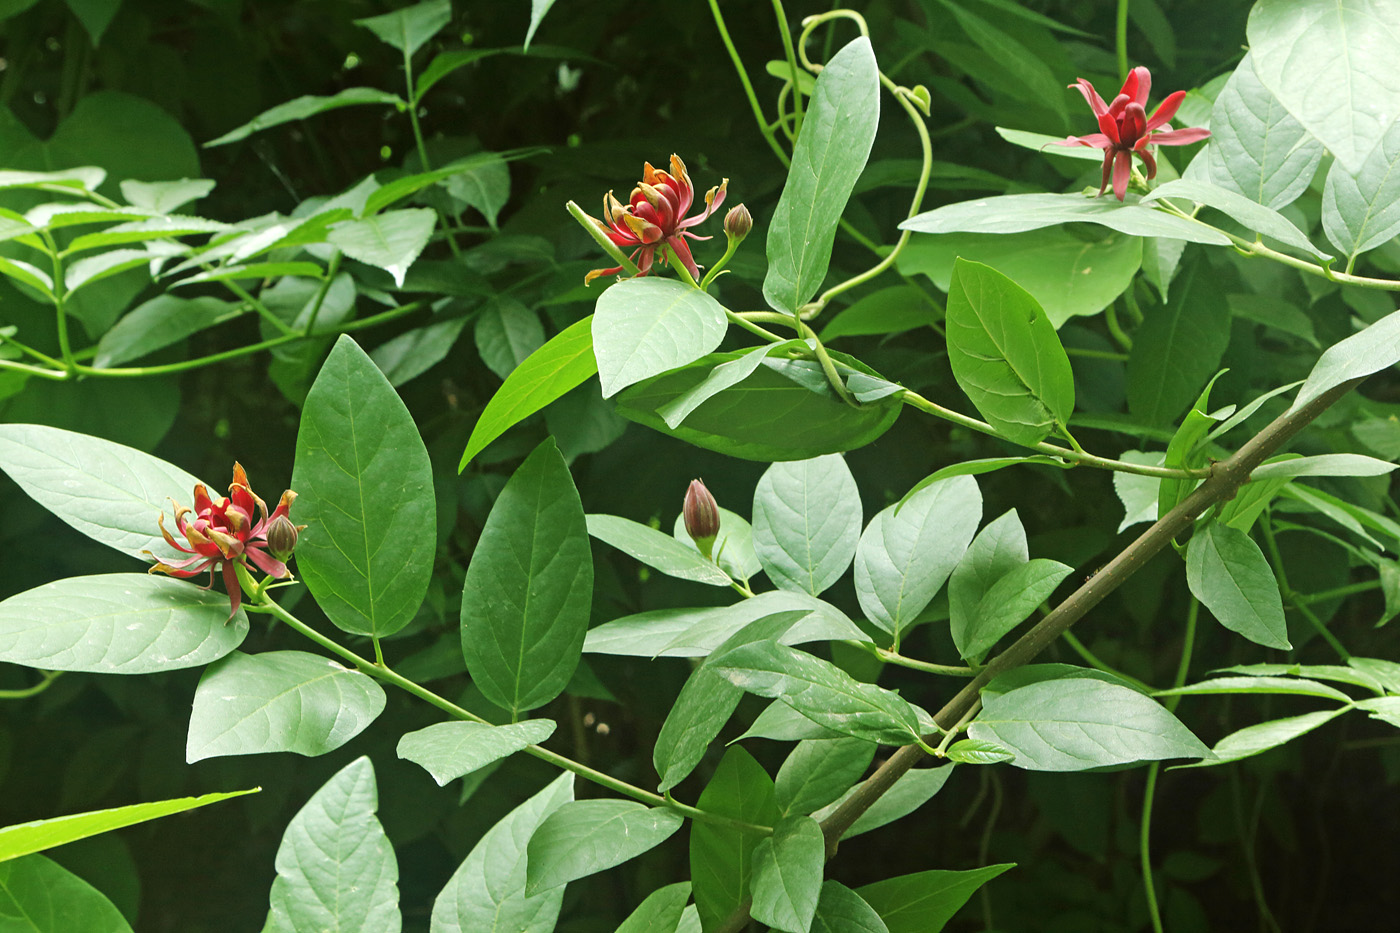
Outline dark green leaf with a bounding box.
[764,37,880,313]
[812,767,953,839]
[369,316,469,386]
[1126,258,1231,425]
[593,277,728,398]
[524,800,683,895]
[1186,523,1290,649]
[614,882,692,933]
[775,737,876,817]
[463,439,591,716]
[94,296,241,368]
[751,815,825,933]
[658,343,793,429]
[1291,307,1400,412]
[474,296,545,379]
[690,748,780,931]
[262,757,400,933]
[901,193,1232,245]
[396,720,556,786]
[857,865,1014,933]
[354,0,451,57]
[812,882,889,933]
[205,88,405,147]
[586,513,732,587]
[752,454,863,597]
[0,855,132,932]
[818,285,940,340]
[293,336,435,638]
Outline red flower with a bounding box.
[145,463,301,617]
[1052,66,1211,201]
[583,154,727,285]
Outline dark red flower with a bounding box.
[583,154,727,285]
[145,463,301,617]
[1052,66,1211,200]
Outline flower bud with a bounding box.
[723,204,752,243]
[266,514,300,561]
[683,479,720,559]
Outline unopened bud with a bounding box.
[683,479,720,559]
[266,514,300,561]
[723,204,752,243]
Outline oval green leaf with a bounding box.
[593,277,728,398]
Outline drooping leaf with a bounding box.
[857,865,1015,933]
[0,855,132,933]
[354,0,452,57]
[430,773,573,933]
[370,315,469,386]
[0,574,247,673]
[689,748,780,932]
[462,438,592,716]
[854,475,982,639]
[63,0,120,47]
[396,720,556,786]
[752,454,863,597]
[1186,522,1290,650]
[1247,0,1400,173]
[593,277,728,398]
[1144,179,1329,260]
[764,37,880,313]
[1322,118,1400,261]
[205,88,405,147]
[969,676,1211,771]
[293,336,435,638]
[262,757,400,933]
[0,789,257,863]
[586,513,732,587]
[0,424,201,560]
[750,815,825,933]
[944,259,1074,445]
[186,651,387,763]
[1292,308,1400,413]
[1175,709,1347,767]
[460,314,596,467]
[94,295,241,368]
[524,800,684,895]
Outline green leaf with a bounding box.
[1354,696,1400,729]
[901,193,1232,245]
[293,336,435,638]
[327,209,435,287]
[444,155,511,228]
[63,0,119,46]
[751,815,825,933]
[369,315,469,387]
[949,510,1027,655]
[615,351,901,461]
[655,610,812,790]
[614,882,693,933]
[969,677,1211,770]
[1112,451,1166,531]
[1186,523,1290,650]
[430,773,573,933]
[1156,373,1222,518]
[0,166,105,192]
[587,513,731,586]
[0,255,54,297]
[1154,676,1351,703]
[713,641,923,746]
[944,739,1016,765]
[857,865,1015,933]
[690,748,780,932]
[354,0,451,57]
[813,882,889,933]
[1322,119,1400,261]
[1145,179,1329,260]
[1251,454,1397,480]
[262,757,400,933]
[0,855,132,932]
[463,439,591,716]
[898,229,1141,328]
[475,296,545,379]
[1247,0,1400,173]
[752,454,863,597]
[1176,709,1347,768]
[936,0,1067,121]
[119,178,215,213]
[65,247,163,294]
[1220,662,1384,693]
[995,127,1106,163]
[1293,307,1400,413]
[524,800,684,895]
[460,315,597,467]
[1199,52,1324,209]
[775,737,876,817]
[670,506,762,583]
[583,590,867,658]
[945,259,1074,445]
[956,558,1073,661]
[186,650,387,763]
[764,36,880,313]
[524,0,557,48]
[396,720,556,786]
[812,768,953,839]
[67,215,229,253]
[0,574,247,674]
[0,788,257,863]
[819,285,940,340]
[899,458,1066,510]
[1126,258,1231,425]
[93,295,240,368]
[205,88,405,147]
[855,475,982,639]
[657,343,793,429]
[593,277,728,398]
[654,611,812,793]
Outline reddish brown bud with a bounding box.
[266,514,300,561]
[723,203,752,243]
[683,479,720,558]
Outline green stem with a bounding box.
[41,233,75,373]
[566,200,641,277]
[1060,630,1154,693]
[771,0,804,135]
[899,390,1209,479]
[795,318,856,406]
[301,251,342,335]
[869,646,976,677]
[0,332,67,369]
[1105,300,1134,351]
[934,700,981,757]
[1066,346,1129,362]
[708,0,790,167]
[1261,514,1350,660]
[725,310,785,343]
[0,670,60,700]
[1116,0,1130,82]
[0,358,70,380]
[221,278,297,337]
[256,595,772,835]
[1296,579,1382,605]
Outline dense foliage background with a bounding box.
[1,1,1398,931]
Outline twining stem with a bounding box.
[253,595,772,836]
[867,645,975,677]
[708,0,790,167]
[1260,515,1351,660]
[301,251,343,335]
[724,309,785,343]
[42,232,75,373]
[0,670,61,700]
[1059,630,1154,693]
[221,278,298,337]
[900,389,1209,480]
[1141,597,1198,933]
[771,0,804,135]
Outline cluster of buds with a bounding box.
[582,154,737,285]
[145,463,304,618]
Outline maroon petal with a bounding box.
[1051,133,1113,149]
[1121,102,1147,146]
[1147,127,1212,146]
[1112,149,1132,201]
[1068,78,1109,117]
[222,561,242,619]
[1122,66,1151,107]
[665,235,701,279]
[1097,151,1114,197]
[1136,146,1158,180]
[1146,90,1186,130]
[245,545,289,579]
[1097,111,1121,145]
